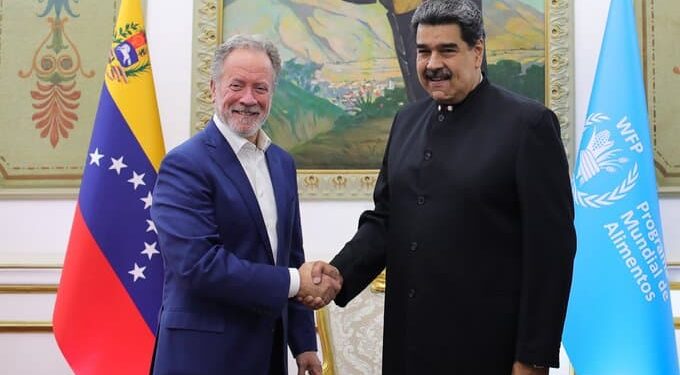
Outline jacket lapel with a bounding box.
[203,121,275,264]
[265,149,289,265]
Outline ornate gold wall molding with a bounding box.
[547,0,575,164]
[0,321,52,333]
[0,264,62,269]
[0,284,57,293]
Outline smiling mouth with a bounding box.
[232,109,259,116]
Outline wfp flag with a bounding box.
[52,0,165,373]
[563,0,679,373]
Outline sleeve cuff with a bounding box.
[288,268,300,298]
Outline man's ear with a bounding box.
[474,39,485,69]
[209,80,216,103]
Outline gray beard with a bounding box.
[215,111,264,139]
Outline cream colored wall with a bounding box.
[573,0,680,256]
[1,0,678,374]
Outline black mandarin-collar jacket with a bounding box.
[331,78,576,374]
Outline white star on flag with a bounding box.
[89,148,104,166]
[140,191,153,210]
[141,241,160,260]
[146,219,157,234]
[109,156,128,175]
[128,171,146,190]
[128,263,146,282]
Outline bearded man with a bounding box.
[149,34,341,375]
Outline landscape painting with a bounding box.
[192,0,572,198]
[215,0,546,169]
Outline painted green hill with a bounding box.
[290,116,391,169]
[263,79,345,150]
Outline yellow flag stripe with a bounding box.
[106,0,165,171]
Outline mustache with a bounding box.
[424,68,453,80]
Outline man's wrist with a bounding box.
[288,268,300,298]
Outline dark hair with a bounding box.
[411,0,486,47]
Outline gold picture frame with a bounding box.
[190,0,574,199]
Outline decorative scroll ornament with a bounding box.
[18,1,94,148]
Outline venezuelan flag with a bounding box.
[53,1,165,373]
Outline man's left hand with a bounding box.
[295,351,322,375]
[511,361,549,375]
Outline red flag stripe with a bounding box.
[53,205,155,375]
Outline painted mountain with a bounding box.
[484,0,544,63]
[222,0,545,168]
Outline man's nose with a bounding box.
[239,87,257,106]
[426,52,444,69]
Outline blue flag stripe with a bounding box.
[79,84,162,332]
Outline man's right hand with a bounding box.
[297,261,342,309]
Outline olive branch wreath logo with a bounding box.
[573,113,639,208]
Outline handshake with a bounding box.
[296,261,343,310]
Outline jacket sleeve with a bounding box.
[330,114,397,307]
[151,149,289,317]
[286,162,317,356]
[514,108,577,367]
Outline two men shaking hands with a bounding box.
[297,261,344,310]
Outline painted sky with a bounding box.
[517,0,544,11]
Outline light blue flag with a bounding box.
[563,0,679,374]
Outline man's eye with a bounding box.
[255,86,268,94]
[229,84,242,90]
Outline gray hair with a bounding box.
[411,0,485,47]
[211,34,282,84]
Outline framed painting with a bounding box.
[191,0,574,199]
[636,0,680,192]
[0,0,119,198]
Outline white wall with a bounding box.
[1,0,679,373]
[573,0,680,259]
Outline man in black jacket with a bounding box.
[309,0,575,373]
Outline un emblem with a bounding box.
[573,113,640,208]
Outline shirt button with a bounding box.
[410,242,418,251]
[438,114,445,122]
[408,289,416,298]
[424,150,432,160]
[417,196,425,205]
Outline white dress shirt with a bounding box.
[214,114,300,297]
